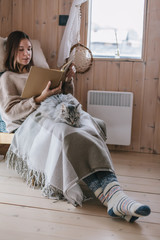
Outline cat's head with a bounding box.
[59,103,82,127]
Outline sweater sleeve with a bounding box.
[0,72,39,123]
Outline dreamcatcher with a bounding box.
[68,43,93,74]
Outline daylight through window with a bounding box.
[88,0,145,59]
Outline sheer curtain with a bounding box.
[57,0,87,67]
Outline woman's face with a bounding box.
[16,39,32,69]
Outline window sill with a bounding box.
[92,57,144,62]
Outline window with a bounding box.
[88,0,145,59]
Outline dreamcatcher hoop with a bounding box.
[68,43,93,74]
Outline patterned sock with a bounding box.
[94,187,106,204]
[83,174,108,205]
[83,173,150,223]
[103,181,151,219]
[94,187,138,222]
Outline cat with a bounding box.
[53,102,82,127]
[35,94,82,127]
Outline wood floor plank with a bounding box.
[1,173,159,196]
[0,172,159,215]
[1,231,61,240]
[0,191,159,223]
[111,152,160,179]
[118,175,160,194]
[0,204,160,240]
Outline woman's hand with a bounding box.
[65,63,76,83]
[34,81,62,104]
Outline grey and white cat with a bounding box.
[35,94,82,127]
[53,102,82,127]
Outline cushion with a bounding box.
[0,36,49,72]
[0,114,7,133]
[31,39,49,68]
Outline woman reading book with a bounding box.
[0,31,150,223]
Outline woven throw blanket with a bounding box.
[5,94,114,206]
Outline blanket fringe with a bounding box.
[5,148,66,201]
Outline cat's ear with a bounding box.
[76,103,82,110]
[70,100,75,105]
[61,103,66,113]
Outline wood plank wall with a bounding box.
[0,0,160,155]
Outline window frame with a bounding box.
[87,0,148,62]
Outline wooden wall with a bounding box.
[0,0,160,154]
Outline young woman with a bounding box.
[0,31,151,223]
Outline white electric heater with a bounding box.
[87,90,133,145]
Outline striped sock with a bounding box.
[94,187,106,204]
[95,187,139,222]
[83,173,151,222]
[103,181,151,219]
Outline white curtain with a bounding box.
[57,0,87,67]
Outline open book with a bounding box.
[21,60,72,98]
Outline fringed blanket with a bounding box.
[6,94,114,206]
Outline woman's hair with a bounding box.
[4,31,34,73]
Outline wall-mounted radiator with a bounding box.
[87,90,133,145]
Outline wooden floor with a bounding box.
[0,151,160,240]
